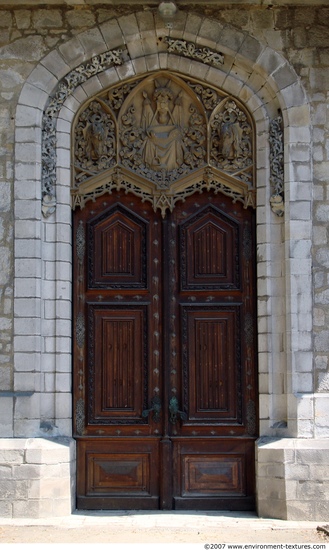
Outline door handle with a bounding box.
[169,396,187,425]
[142,396,161,422]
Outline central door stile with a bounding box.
[160,216,174,510]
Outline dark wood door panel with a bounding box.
[77,438,160,510]
[173,438,255,510]
[89,305,146,423]
[180,205,240,290]
[183,306,241,424]
[89,203,147,289]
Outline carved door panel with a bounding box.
[73,190,257,510]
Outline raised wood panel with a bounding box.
[90,307,146,422]
[88,454,151,495]
[89,205,146,288]
[77,438,160,508]
[180,207,239,290]
[173,438,255,509]
[182,455,243,495]
[184,307,240,422]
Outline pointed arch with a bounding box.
[13,10,312,445]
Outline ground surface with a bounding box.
[0,512,328,545]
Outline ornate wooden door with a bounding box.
[73,188,257,510]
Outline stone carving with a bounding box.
[187,81,224,113]
[74,101,116,184]
[210,99,253,185]
[118,77,207,187]
[165,37,224,67]
[71,72,256,216]
[41,48,125,217]
[269,114,284,216]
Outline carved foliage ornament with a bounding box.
[269,114,284,217]
[41,47,125,217]
[72,72,256,216]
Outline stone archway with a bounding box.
[12,10,313,518]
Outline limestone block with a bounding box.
[199,18,224,45]
[239,34,265,64]
[141,33,159,57]
[116,61,136,81]
[14,353,40,373]
[132,56,148,74]
[55,393,72,418]
[0,400,13,437]
[285,501,315,521]
[14,394,41,421]
[78,27,107,59]
[81,75,103,98]
[145,54,160,72]
[257,48,285,79]
[59,36,87,67]
[183,13,203,42]
[314,394,329,428]
[100,18,125,50]
[25,437,74,465]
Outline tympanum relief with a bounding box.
[72,72,255,216]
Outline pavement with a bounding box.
[0,511,328,547]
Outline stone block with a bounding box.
[257,498,287,520]
[100,18,125,50]
[0,500,12,518]
[58,37,86,67]
[314,394,329,427]
[13,420,41,438]
[55,393,72,419]
[285,463,310,480]
[12,500,41,519]
[14,373,41,393]
[256,477,286,500]
[183,13,203,42]
[315,500,329,521]
[285,500,315,521]
[14,353,40,373]
[14,394,41,421]
[145,54,160,73]
[55,373,71,393]
[14,336,41,353]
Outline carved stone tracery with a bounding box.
[71,72,256,216]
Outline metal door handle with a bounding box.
[169,396,187,424]
[142,395,161,422]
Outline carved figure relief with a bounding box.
[210,100,253,185]
[72,72,256,215]
[118,76,207,187]
[74,101,116,184]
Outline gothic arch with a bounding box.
[13,11,312,440]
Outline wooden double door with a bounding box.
[73,189,258,510]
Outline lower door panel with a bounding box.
[173,438,255,510]
[77,438,160,510]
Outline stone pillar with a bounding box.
[256,438,329,520]
[0,437,75,518]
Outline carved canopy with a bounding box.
[72,71,255,217]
